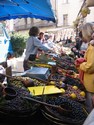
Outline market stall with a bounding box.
[0,1,89,124]
[0,51,89,124]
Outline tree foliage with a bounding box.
[10,34,28,57]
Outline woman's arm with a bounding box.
[34,37,50,52]
[80,45,94,74]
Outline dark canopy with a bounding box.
[0,0,56,22]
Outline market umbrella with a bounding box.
[0,0,56,22]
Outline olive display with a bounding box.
[54,55,78,73]
[8,76,46,87]
[50,74,66,84]
[0,78,40,117]
[45,96,88,124]
[62,84,86,102]
[63,75,86,91]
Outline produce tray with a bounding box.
[28,85,62,96]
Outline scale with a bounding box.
[23,67,51,80]
[12,66,63,96]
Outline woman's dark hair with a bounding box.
[29,26,40,36]
[39,32,44,36]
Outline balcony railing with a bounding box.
[14,21,55,31]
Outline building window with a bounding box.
[62,0,68,4]
[63,14,68,26]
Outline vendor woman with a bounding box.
[23,26,52,71]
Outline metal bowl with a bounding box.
[4,87,17,100]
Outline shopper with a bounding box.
[71,31,88,57]
[43,34,55,49]
[75,23,94,113]
[23,26,52,71]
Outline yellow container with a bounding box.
[28,85,62,96]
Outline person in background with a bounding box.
[75,23,94,113]
[71,31,88,57]
[38,32,45,44]
[37,32,45,56]
[23,26,52,71]
[43,34,55,50]
[90,32,94,45]
[46,34,55,48]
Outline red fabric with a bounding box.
[79,70,84,84]
[75,58,86,84]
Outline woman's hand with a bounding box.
[75,58,86,67]
[75,60,80,67]
[79,50,85,55]
[72,47,77,52]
